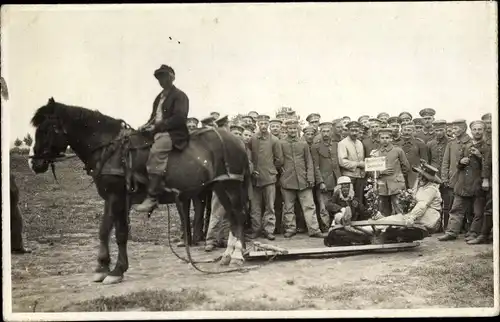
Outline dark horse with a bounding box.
[29,98,251,284]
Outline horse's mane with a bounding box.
[31,98,122,132]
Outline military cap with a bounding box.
[286,110,297,116]
[306,113,321,122]
[284,119,298,126]
[215,115,229,127]
[256,114,270,122]
[470,120,485,129]
[269,118,283,124]
[481,113,492,122]
[332,118,343,125]
[399,112,413,120]
[210,111,221,119]
[377,112,390,119]
[302,125,317,134]
[248,111,259,118]
[451,119,467,125]
[276,112,287,119]
[319,122,333,128]
[345,121,362,129]
[341,116,351,121]
[413,118,424,125]
[154,64,175,78]
[419,108,436,117]
[230,124,245,132]
[402,122,415,128]
[187,117,199,125]
[368,118,383,124]
[378,128,393,136]
[387,116,401,124]
[432,119,447,129]
[241,115,254,121]
[358,115,370,123]
[200,116,215,125]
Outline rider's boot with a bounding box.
[136,174,163,213]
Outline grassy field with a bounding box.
[8,153,496,314]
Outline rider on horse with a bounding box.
[135,64,190,213]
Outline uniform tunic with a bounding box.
[372,144,411,196]
[427,136,449,176]
[399,137,429,188]
[415,128,436,144]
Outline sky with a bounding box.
[1,2,498,146]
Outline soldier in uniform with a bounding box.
[241,115,255,128]
[248,111,259,120]
[278,119,323,238]
[248,114,283,240]
[200,116,216,128]
[377,112,390,124]
[399,112,413,126]
[415,108,436,143]
[230,124,244,137]
[427,120,451,232]
[311,122,342,231]
[358,115,371,129]
[269,118,283,138]
[446,122,455,140]
[387,116,403,146]
[332,119,344,142]
[362,118,382,156]
[186,117,199,132]
[399,122,429,189]
[413,118,425,133]
[341,116,351,128]
[371,128,411,216]
[440,119,473,234]
[210,111,220,120]
[468,113,493,244]
[302,125,318,146]
[306,113,323,144]
[439,120,488,242]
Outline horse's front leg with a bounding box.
[92,200,113,282]
[103,195,129,285]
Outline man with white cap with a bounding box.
[325,176,368,225]
[186,117,199,133]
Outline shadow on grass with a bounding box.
[60,288,208,312]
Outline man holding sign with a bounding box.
[370,128,411,216]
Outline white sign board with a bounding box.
[365,157,386,172]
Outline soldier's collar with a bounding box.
[422,127,434,135]
[380,144,394,152]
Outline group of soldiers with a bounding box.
[184,107,493,250]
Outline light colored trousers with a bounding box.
[205,192,230,246]
[250,184,276,235]
[281,188,321,235]
[317,189,334,228]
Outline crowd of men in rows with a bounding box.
[183,108,493,251]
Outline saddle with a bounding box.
[95,127,224,195]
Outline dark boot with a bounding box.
[135,174,163,213]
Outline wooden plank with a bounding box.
[252,242,289,254]
[246,242,420,259]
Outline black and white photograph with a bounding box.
[1,2,498,320]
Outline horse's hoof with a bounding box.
[92,272,109,283]
[229,258,244,267]
[102,275,123,285]
[219,255,231,266]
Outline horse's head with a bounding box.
[30,98,69,173]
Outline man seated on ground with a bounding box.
[324,164,442,246]
[325,176,368,226]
